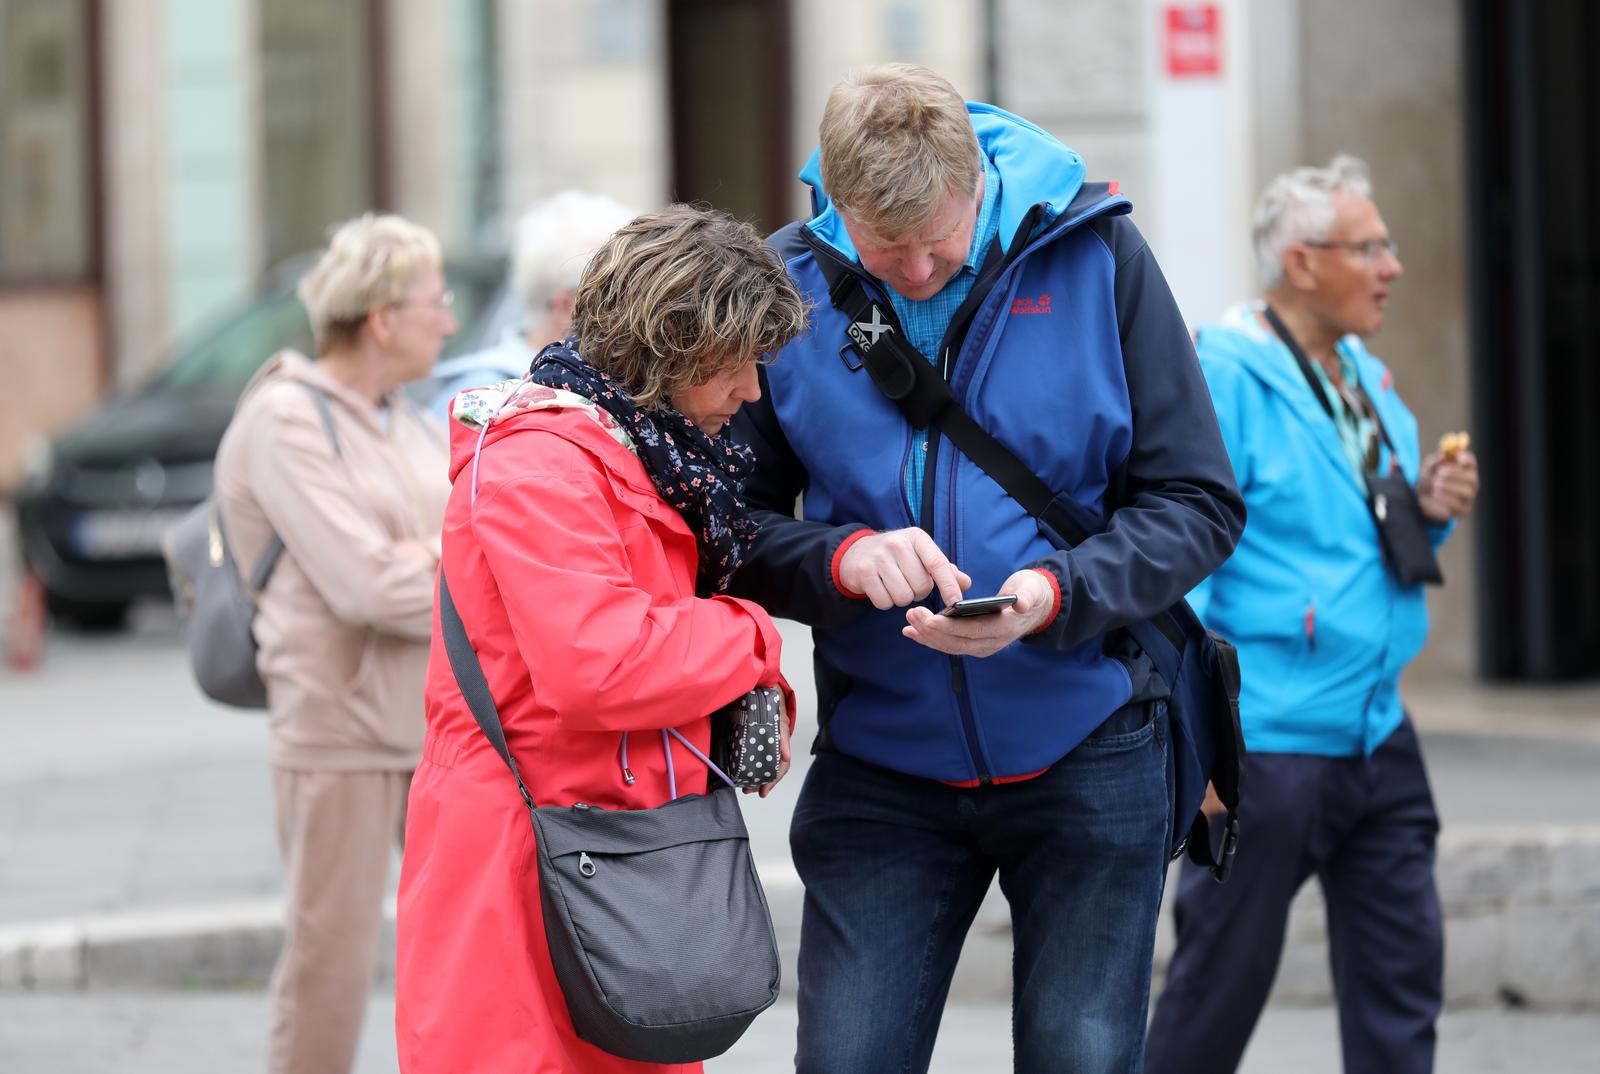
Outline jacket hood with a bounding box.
[1200,303,1393,426]
[444,378,639,487]
[799,102,1088,262]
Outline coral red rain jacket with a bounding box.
[396,395,788,1074]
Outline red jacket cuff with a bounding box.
[1028,567,1061,634]
[831,529,876,599]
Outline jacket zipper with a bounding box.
[941,397,990,784]
[806,220,1120,785]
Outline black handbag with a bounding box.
[437,571,780,1063]
[1263,306,1443,587]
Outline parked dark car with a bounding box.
[15,255,504,630]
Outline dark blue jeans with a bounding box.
[1145,716,1443,1074]
[790,701,1172,1074]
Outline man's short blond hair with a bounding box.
[571,205,809,410]
[819,63,981,240]
[297,213,443,351]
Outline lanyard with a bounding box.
[1262,305,1395,464]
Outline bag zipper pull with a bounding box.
[578,851,596,878]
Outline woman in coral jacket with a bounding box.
[396,205,809,1074]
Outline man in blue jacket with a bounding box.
[1145,155,1480,1074]
[726,64,1244,1072]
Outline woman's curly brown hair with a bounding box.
[570,204,810,409]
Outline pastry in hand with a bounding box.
[1438,431,1471,459]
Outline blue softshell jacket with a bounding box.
[1188,304,1454,757]
[726,104,1245,783]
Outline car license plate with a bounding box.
[70,509,189,559]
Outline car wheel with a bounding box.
[45,592,131,632]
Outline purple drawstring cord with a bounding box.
[469,375,533,506]
[619,732,635,785]
[660,730,676,799]
[644,727,736,800]
[665,727,736,792]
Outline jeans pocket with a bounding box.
[1082,699,1158,752]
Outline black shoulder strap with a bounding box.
[829,272,1097,549]
[1262,305,1398,457]
[438,569,537,814]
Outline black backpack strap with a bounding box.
[829,272,1096,549]
[244,382,344,594]
[438,569,537,814]
[831,272,1187,653]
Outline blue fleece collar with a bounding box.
[800,102,1087,264]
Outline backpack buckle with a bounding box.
[1212,813,1240,884]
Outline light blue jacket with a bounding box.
[1189,303,1453,757]
[427,329,538,421]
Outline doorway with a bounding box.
[1464,0,1600,679]
[666,0,793,234]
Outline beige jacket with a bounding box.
[214,351,450,770]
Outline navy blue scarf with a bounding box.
[529,340,757,594]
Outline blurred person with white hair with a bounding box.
[429,190,636,417]
[1145,156,1479,1074]
[213,212,458,1074]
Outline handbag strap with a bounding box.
[246,382,344,592]
[438,569,737,813]
[439,569,539,813]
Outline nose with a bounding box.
[734,359,762,404]
[1378,248,1403,281]
[899,249,935,286]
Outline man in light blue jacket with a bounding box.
[1146,156,1479,1074]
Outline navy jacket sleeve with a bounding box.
[723,364,872,627]
[1025,216,1245,649]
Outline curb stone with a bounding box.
[1,828,1596,1008]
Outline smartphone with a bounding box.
[939,594,1019,617]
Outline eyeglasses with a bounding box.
[391,289,455,313]
[1303,238,1399,262]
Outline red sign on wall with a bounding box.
[1165,3,1222,78]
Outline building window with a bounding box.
[0,0,95,282]
[258,0,375,266]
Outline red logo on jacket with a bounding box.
[1011,294,1053,316]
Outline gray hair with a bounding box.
[512,190,638,317]
[1252,154,1373,290]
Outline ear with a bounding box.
[364,306,394,348]
[1280,244,1320,293]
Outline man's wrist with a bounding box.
[831,528,877,598]
[1027,567,1061,634]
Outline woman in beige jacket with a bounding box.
[213,213,456,1074]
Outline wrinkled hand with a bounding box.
[743,710,792,799]
[838,527,971,609]
[1416,449,1479,522]
[901,569,1056,658]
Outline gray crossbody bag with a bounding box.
[437,569,781,1063]
[163,382,340,709]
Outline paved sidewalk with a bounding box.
[2,592,1599,1058]
[1,992,1595,1074]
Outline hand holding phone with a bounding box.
[939,594,1019,617]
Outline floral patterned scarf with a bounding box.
[525,340,758,594]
